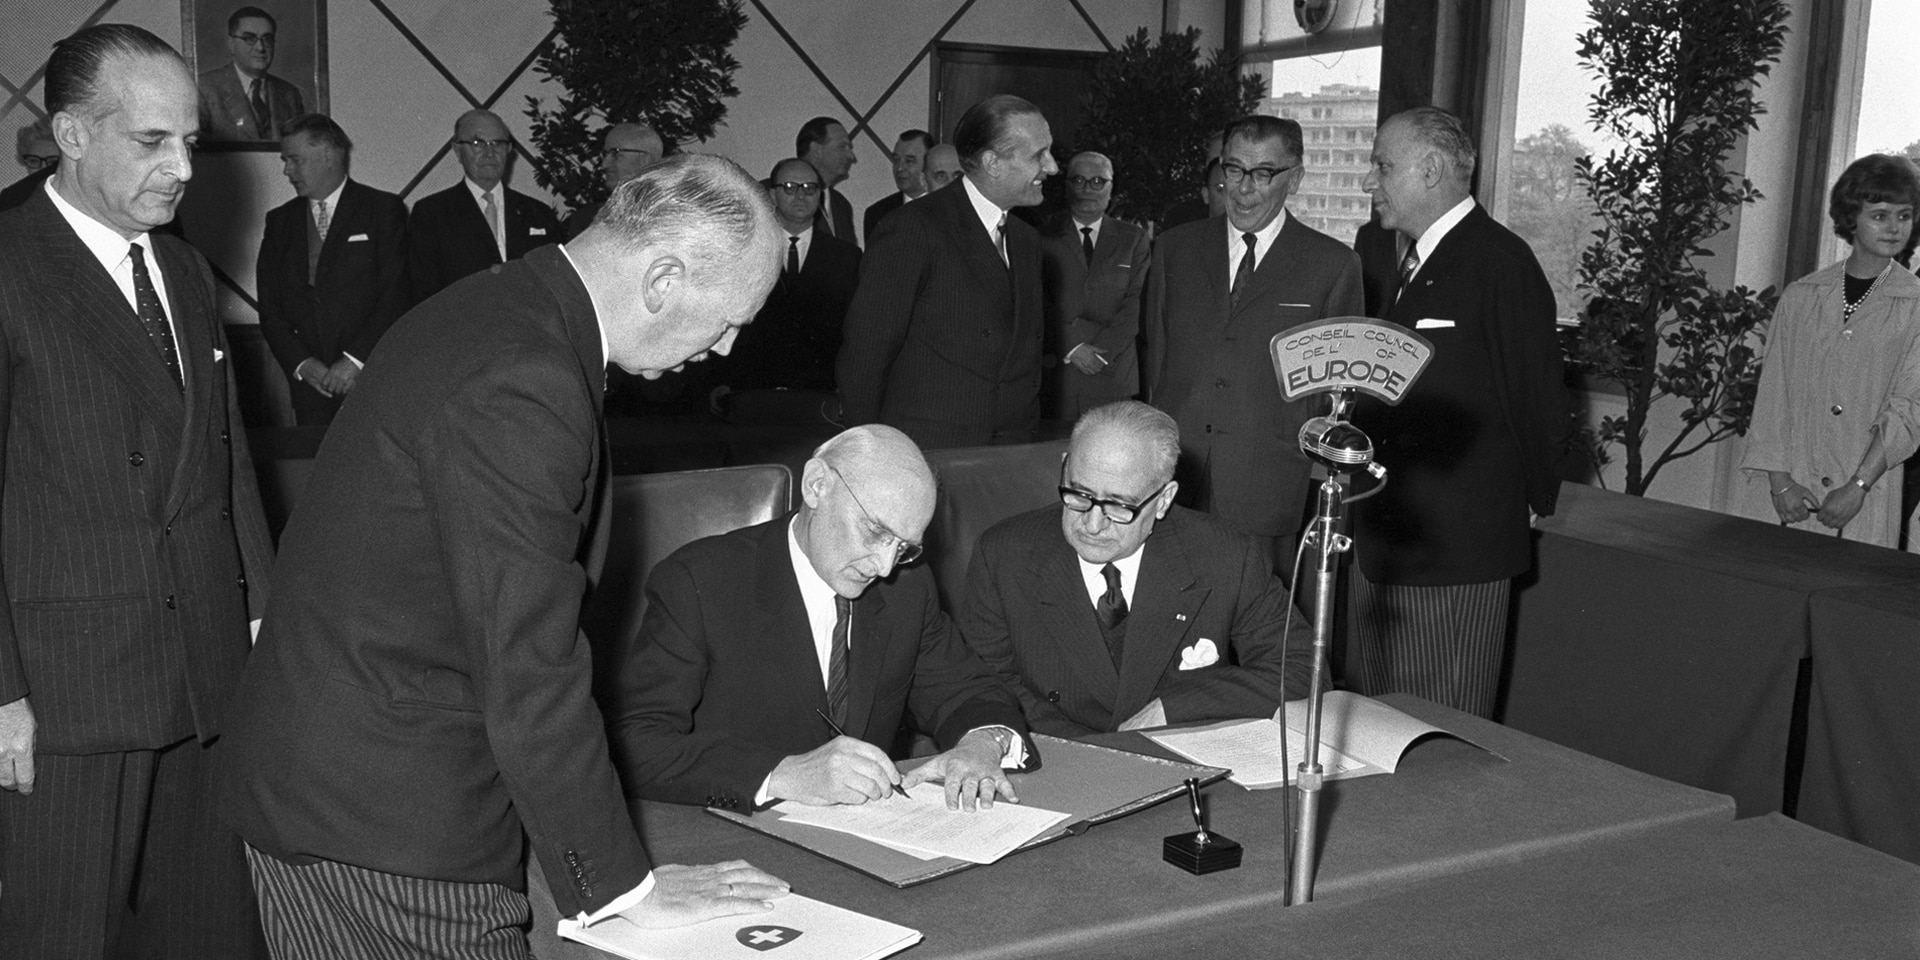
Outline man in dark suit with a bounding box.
[1347,107,1567,719]
[218,155,792,954]
[256,113,408,426]
[406,108,562,303]
[564,121,664,240]
[863,129,933,239]
[716,158,859,392]
[1145,115,1365,569]
[959,402,1311,737]
[1040,151,1150,420]
[609,424,1034,812]
[0,121,58,213]
[0,26,274,957]
[797,116,859,245]
[837,94,1057,450]
[196,6,306,142]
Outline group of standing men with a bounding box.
[0,20,1564,959]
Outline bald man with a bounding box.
[406,108,562,302]
[565,121,664,240]
[925,144,963,193]
[1040,151,1149,419]
[608,425,1035,812]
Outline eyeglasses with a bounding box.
[21,155,58,171]
[229,32,275,47]
[602,147,655,161]
[1065,175,1110,188]
[774,181,822,196]
[454,138,512,153]
[1220,161,1299,187]
[825,462,923,564]
[1059,466,1171,525]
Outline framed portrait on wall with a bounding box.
[182,0,328,150]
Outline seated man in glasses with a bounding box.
[958,401,1314,737]
[407,108,562,303]
[607,425,1035,812]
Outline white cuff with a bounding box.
[578,872,655,925]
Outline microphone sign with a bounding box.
[1270,317,1433,405]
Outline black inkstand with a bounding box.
[1163,777,1241,874]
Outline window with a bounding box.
[1247,14,1382,247]
[1846,3,1920,266]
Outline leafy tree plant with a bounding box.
[524,0,747,214]
[1562,0,1789,495]
[1075,28,1264,227]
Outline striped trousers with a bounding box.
[244,845,531,960]
[1346,569,1512,719]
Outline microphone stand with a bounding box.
[1288,388,1379,906]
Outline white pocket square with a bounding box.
[214,348,225,362]
[529,227,548,236]
[1179,638,1220,670]
[1415,319,1456,329]
[347,233,370,242]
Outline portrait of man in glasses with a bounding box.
[1143,113,1364,572]
[195,5,308,142]
[607,424,1036,813]
[959,401,1312,737]
[405,108,562,303]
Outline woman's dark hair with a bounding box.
[1829,154,1920,256]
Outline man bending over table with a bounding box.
[608,425,1035,812]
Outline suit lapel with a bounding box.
[153,238,213,516]
[36,203,185,421]
[1115,520,1208,724]
[843,576,891,740]
[942,186,1013,308]
[1030,536,1120,704]
[315,181,355,281]
[453,183,502,265]
[752,530,833,730]
[1391,206,1480,324]
[1193,220,1231,331]
[1231,216,1306,325]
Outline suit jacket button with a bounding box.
[128,451,145,466]
[220,430,231,444]
[1046,690,1061,703]
[1831,404,1843,415]
[221,508,231,520]
[164,594,176,609]
[235,574,246,588]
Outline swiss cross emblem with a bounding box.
[736,925,802,951]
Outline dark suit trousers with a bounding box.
[0,737,265,960]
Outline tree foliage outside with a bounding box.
[524,0,747,215]
[1075,28,1264,227]
[1508,124,1600,313]
[1561,0,1790,495]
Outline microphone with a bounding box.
[1298,416,1372,469]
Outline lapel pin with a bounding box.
[1175,613,1188,622]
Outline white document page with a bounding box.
[1147,718,1371,788]
[558,892,921,960]
[772,782,1072,864]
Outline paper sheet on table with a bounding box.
[557,892,921,960]
[771,782,1072,863]
[1145,691,1488,789]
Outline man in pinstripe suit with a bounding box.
[0,25,275,957]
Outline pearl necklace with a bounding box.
[1842,262,1892,326]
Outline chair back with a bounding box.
[921,440,1070,610]
[586,464,792,687]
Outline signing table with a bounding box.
[537,695,1731,959]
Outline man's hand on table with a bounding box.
[902,729,1018,811]
[767,736,902,805]
[619,860,789,929]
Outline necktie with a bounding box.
[995,214,1008,266]
[313,199,330,243]
[826,595,851,727]
[787,235,801,276]
[483,191,501,259]
[1096,563,1127,668]
[1395,246,1421,305]
[248,77,271,135]
[126,244,183,390]
[1081,226,1095,264]
[1229,232,1258,306]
